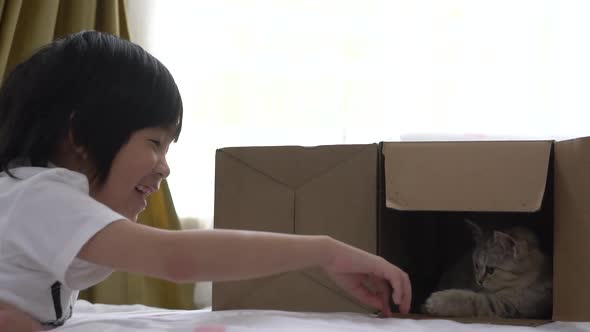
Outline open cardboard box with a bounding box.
[212,137,590,325]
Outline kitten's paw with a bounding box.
[423,289,476,317]
[422,291,448,316]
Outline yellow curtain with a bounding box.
[0,0,194,309]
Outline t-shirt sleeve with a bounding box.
[4,168,126,287]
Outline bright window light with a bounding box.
[134,0,590,222]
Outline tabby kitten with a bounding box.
[422,220,552,319]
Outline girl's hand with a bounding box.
[322,240,411,317]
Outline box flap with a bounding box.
[553,136,590,321]
[214,149,295,233]
[383,141,552,212]
[295,145,377,253]
[213,144,378,312]
[219,145,374,189]
[213,271,372,312]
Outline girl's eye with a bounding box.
[486,266,495,275]
[149,139,161,147]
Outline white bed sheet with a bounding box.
[54,301,590,332]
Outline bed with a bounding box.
[54,300,590,332]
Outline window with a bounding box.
[128,0,590,222]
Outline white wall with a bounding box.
[124,0,155,50]
[125,1,590,223]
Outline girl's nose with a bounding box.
[156,157,170,178]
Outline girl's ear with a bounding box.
[465,218,484,243]
[74,145,88,161]
[67,123,88,161]
[53,127,90,174]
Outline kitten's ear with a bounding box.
[465,219,484,242]
[493,231,519,258]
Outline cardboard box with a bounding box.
[212,137,590,323]
[213,145,378,313]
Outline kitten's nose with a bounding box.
[475,273,484,286]
[476,276,485,286]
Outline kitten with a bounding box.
[422,220,552,319]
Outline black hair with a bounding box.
[0,30,183,184]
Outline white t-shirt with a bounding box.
[0,167,126,327]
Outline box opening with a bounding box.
[377,141,554,324]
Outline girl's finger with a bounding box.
[349,283,383,311]
[371,276,392,317]
[388,270,403,307]
[399,272,412,314]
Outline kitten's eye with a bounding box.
[486,266,495,275]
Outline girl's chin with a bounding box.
[128,211,142,222]
[120,208,143,222]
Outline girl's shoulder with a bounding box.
[1,166,89,194]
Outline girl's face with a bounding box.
[90,127,173,221]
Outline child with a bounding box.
[0,31,411,331]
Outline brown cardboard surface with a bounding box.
[212,138,587,323]
[553,137,590,321]
[389,313,550,326]
[214,270,375,312]
[382,141,552,212]
[379,140,556,325]
[213,144,378,312]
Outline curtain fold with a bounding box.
[0,0,194,309]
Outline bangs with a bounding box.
[131,56,183,142]
[80,41,184,141]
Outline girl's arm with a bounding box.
[0,304,43,331]
[78,220,411,315]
